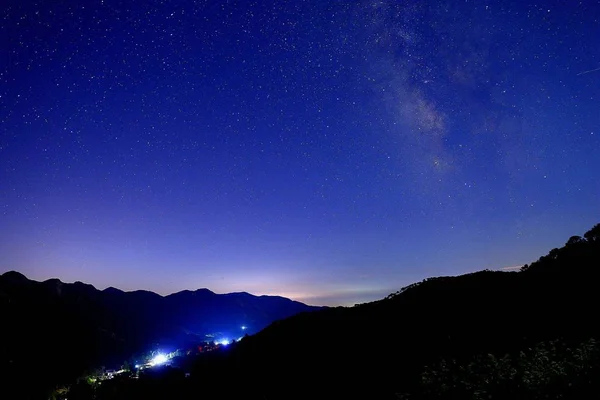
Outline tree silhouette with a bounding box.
[584,223,600,242]
[566,235,584,246]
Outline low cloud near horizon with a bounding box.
[499,265,524,271]
[292,288,396,307]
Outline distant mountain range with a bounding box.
[0,272,321,399]
[4,222,600,400]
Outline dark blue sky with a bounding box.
[1,0,599,305]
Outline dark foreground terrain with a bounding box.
[70,223,600,400]
[0,272,319,399]
[5,223,600,400]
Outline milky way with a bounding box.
[1,0,599,305]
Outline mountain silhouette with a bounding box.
[0,273,320,399]
[177,223,600,400]
[4,222,600,400]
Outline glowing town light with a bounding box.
[217,339,230,346]
[149,353,168,366]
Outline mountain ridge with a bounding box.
[0,272,310,303]
[0,270,321,399]
[179,222,600,400]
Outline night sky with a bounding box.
[1,0,599,306]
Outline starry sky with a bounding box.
[1,0,599,306]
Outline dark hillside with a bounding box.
[6,223,599,400]
[0,273,319,399]
[183,223,600,399]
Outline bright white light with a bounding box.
[149,353,168,366]
[217,339,230,346]
[241,325,247,330]
[135,364,140,368]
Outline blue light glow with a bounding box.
[149,353,168,366]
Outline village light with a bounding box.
[149,353,168,366]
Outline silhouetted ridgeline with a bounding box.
[3,223,600,400]
[84,222,600,400]
[0,273,319,399]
